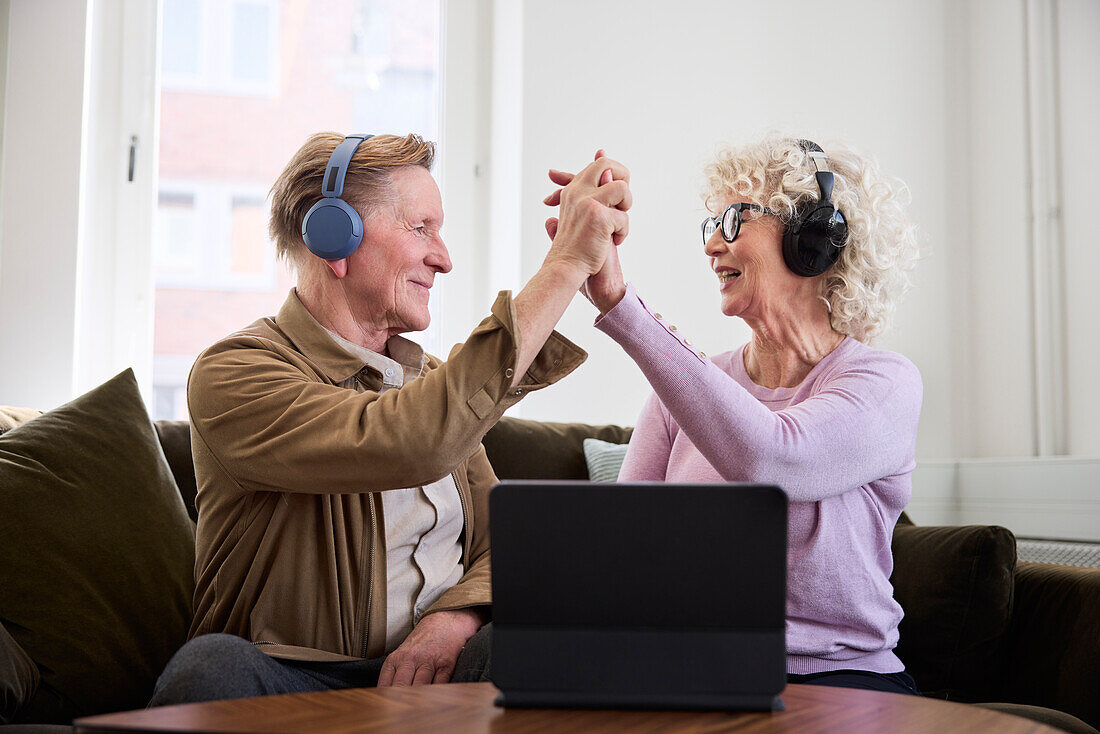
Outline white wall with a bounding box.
[1058,0,1100,455]
[0,0,10,264]
[0,0,90,410]
[910,457,1100,542]
[506,0,961,460]
[471,0,1100,469]
[960,1,1035,458]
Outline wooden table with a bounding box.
[74,682,1061,733]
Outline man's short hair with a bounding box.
[268,132,436,266]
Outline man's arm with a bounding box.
[509,155,630,388]
[188,157,630,496]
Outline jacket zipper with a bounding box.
[454,470,471,566]
[360,472,465,657]
[361,495,376,659]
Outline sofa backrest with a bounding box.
[153,416,635,522]
[154,420,199,522]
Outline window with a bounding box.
[231,3,274,83]
[152,0,442,420]
[161,0,280,97]
[154,191,199,277]
[154,184,275,290]
[161,0,201,78]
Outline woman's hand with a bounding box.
[544,149,628,314]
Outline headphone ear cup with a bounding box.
[781,219,809,276]
[783,205,847,277]
[302,198,364,261]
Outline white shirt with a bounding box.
[326,329,465,653]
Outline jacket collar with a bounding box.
[275,289,426,385]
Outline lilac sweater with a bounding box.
[595,285,922,675]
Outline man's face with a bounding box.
[346,165,451,336]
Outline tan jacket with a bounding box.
[187,289,585,661]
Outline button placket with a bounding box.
[649,306,708,363]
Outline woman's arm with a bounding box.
[618,391,673,481]
[597,286,922,502]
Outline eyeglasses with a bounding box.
[701,202,776,245]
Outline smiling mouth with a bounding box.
[717,270,742,282]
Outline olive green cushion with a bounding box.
[0,369,195,724]
[0,621,38,724]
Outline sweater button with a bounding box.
[653,312,663,320]
[669,324,678,332]
[504,368,514,378]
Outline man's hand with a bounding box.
[377,608,484,686]
[544,150,628,314]
[541,153,631,279]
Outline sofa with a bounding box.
[1,370,1098,732]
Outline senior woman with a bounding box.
[546,135,921,694]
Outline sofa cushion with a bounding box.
[1004,562,1100,729]
[0,406,42,434]
[974,702,1099,734]
[0,369,196,723]
[0,622,38,724]
[482,417,632,481]
[890,523,1016,702]
[582,437,630,482]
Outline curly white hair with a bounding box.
[704,134,919,344]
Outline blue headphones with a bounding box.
[301,134,374,260]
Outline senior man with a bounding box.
[149,133,630,704]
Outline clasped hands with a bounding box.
[542,149,630,314]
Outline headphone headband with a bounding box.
[798,139,835,205]
[321,134,374,199]
[781,138,848,277]
[301,133,375,261]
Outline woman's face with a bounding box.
[703,199,803,320]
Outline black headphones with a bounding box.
[781,140,848,277]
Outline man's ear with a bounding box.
[323,258,348,279]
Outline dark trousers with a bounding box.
[788,669,920,695]
[149,625,493,707]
